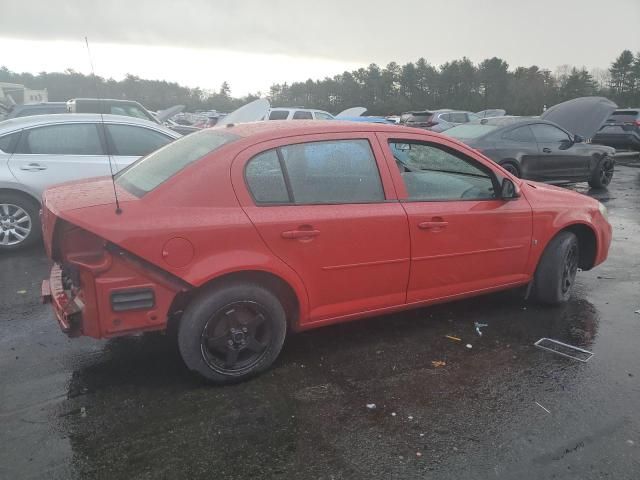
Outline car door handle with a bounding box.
[542,148,552,153]
[418,221,449,230]
[281,229,320,239]
[20,163,47,171]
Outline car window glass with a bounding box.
[502,125,535,142]
[389,141,496,201]
[245,150,290,204]
[268,110,289,120]
[439,113,451,122]
[292,111,313,120]
[106,124,173,156]
[315,112,333,120]
[0,131,20,153]
[467,113,481,122]
[531,124,570,143]
[22,124,103,155]
[280,139,384,204]
[450,112,468,123]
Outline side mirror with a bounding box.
[574,134,584,143]
[501,178,520,200]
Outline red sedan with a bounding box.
[41,121,612,383]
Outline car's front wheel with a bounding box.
[588,156,614,189]
[533,231,579,305]
[0,192,41,251]
[178,282,287,383]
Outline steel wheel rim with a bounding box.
[200,301,272,375]
[561,244,579,295]
[0,203,32,246]
[600,159,614,185]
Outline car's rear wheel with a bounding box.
[178,282,287,383]
[500,161,520,177]
[0,192,41,251]
[588,156,614,189]
[533,231,579,305]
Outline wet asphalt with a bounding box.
[1,165,640,480]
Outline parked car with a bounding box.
[265,107,335,120]
[592,109,640,151]
[400,109,480,132]
[0,114,180,250]
[2,102,67,120]
[476,109,506,119]
[41,121,611,383]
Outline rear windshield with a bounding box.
[446,124,498,139]
[606,111,639,123]
[116,129,239,196]
[405,114,433,123]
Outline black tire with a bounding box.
[178,282,287,383]
[533,231,579,305]
[0,192,41,251]
[500,161,521,177]
[588,156,614,189]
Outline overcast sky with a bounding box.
[1,0,639,95]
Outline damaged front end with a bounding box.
[42,213,189,339]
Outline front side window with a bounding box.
[244,139,385,205]
[116,129,238,196]
[314,112,334,120]
[106,124,173,156]
[20,124,103,155]
[531,124,571,143]
[389,141,496,201]
[292,111,313,120]
[0,131,21,154]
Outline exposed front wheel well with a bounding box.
[558,224,597,270]
[168,270,300,333]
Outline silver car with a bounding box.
[0,114,180,250]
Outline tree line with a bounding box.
[1,50,639,116]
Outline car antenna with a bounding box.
[84,36,122,215]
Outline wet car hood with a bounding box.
[541,97,617,139]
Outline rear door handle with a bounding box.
[542,148,552,153]
[418,221,449,230]
[281,229,320,239]
[20,163,47,171]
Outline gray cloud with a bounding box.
[1,0,639,68]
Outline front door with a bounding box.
[232,133,411,323]
[379,133,533,303]
[530,123,589,181]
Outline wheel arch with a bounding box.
[498,158,521,176]
[544,222,598,271]
[0,187,41,206]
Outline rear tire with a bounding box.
[178,282,287,384]
[533,232,579,305]
[588,156,614,189]
[0,192,41,251]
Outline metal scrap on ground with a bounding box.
[474,322,488,336]
[534,338,594,362]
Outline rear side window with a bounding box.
[0,131,21,153]
[502,125,535,142]
[19,124,104,155]
[269,110,289,120]
[314,112,333,120]
[245,139,384,205]
[292,111,313,120]
[106,124,173,156]
[449,112,468,123]
[116,129,239,196]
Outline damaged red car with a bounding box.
[42,121,612,383]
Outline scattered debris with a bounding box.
[474,322,488,336]
[597,275,616,280]
[419,433,425,437]
[626,440,635,446]
[535,402,551,414]
[466,344,473,349]
[408,415,413,420]
[16,290,27,294]
[391,412,396,417]
[634,310,640,315]
[431,360,446,368]
[416,452,422,457]
[80,407,87,418]
[534,338,594,362]
[445,335,461,342]
[366,403,376,410]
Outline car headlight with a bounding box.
[598,202,608,221]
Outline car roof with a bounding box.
[269,107,330,113]
[0,113,180,136]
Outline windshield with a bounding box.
[115,129,239,196]
[446,124,497,139]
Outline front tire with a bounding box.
[588,156,614,189]
[0,192,41,251]
[533,231,579,305]
[500,161,521,177]
[178,282,287,383]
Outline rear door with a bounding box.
[103,123,176,169]
[530,123,589,181]
[379,132,532,302]
[7,122,111,197]
[232,133,410,324]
